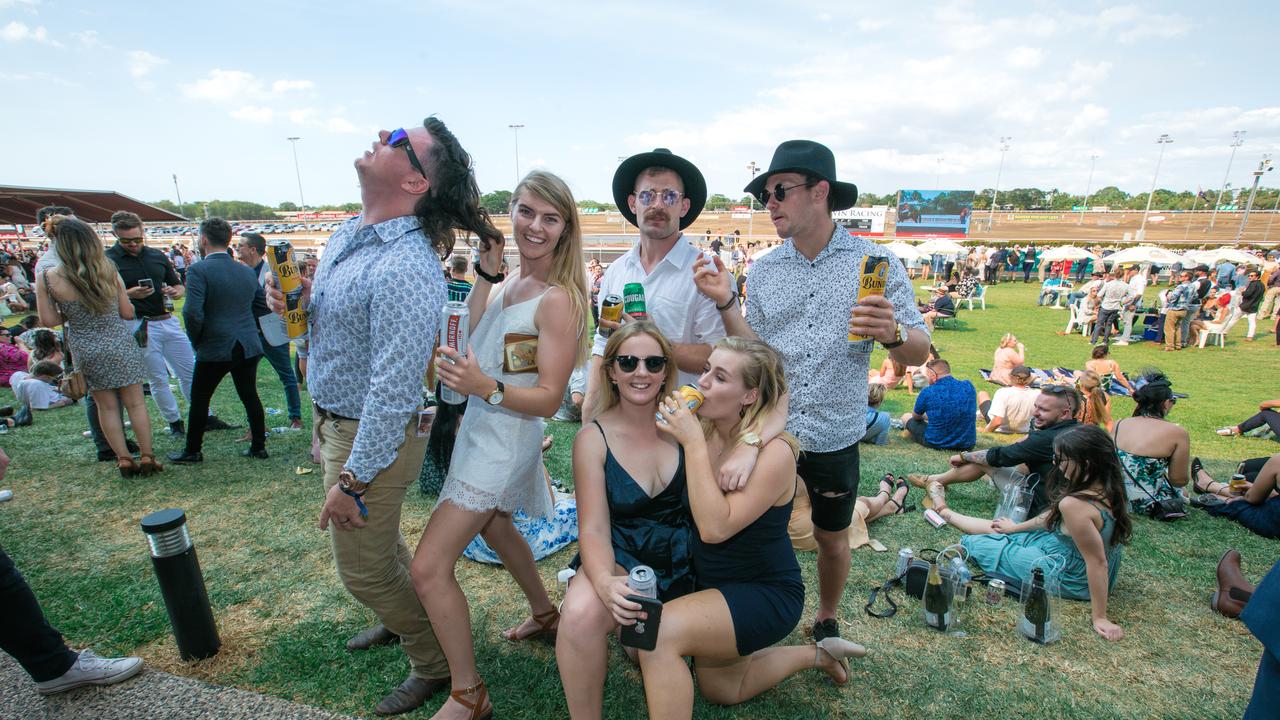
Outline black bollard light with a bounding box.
[140,508,221,661]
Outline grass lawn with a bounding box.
[1,279,1276,719]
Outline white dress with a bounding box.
[438,282,554,519]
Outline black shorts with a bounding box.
[795,442,860,532]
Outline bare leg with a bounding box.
[409,502,497,720]
[863,482,911,523]
[479,511,557,639]
[118,384,154,457]
[938,507,998,534]
[812,526,850,623]
[556,574,620,720]
[92,389,130,459]
[977,390,991,405]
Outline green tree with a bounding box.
[1088,186,1129,209]
[278,201,299,212]
[705,194,734,210]
[480,190,513,215]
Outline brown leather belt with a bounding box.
[147,313,173,321]
[314,402,358,423]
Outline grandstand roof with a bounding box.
[0,185,187,224]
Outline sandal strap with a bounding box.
[450,680,489,713]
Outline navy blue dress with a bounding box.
[569,422,695,601]
[685,482,804,656]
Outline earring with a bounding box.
[739,406,746,419]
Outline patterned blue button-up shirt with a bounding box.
[308,215,446,483]
[744,224,927,452]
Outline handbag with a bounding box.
[41,270,87,401]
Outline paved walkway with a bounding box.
[0,654,353,720]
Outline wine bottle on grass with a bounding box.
[1018,567,1060,644]
[922,561,954,631]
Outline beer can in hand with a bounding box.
[599,294,623,337]
[623,282,647,319]
[848,254,889,350]
[628,565,658,599]
[266,241,309,339]
[656,385,704,424]
[438,301,470,405]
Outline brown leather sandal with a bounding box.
[450,680,493,720]
[138,454,164,476]
[117,457,139,478]
[502,607,559,645]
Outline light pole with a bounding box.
[286,136,308,234]
[172,173,186,220]
[1077,154,1097,226]
[747,161,760,240]
[1235,154,1274,243]
[986,137,1011,231]
[508,124,524,185]
[1262,188,1280,243]
[935,157,943,190]
[1208,130,1245,231]
[1139,134,1173,237]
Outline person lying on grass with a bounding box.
[1192,453,1280,540]
[925,424,1130,642]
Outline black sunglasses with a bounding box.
[1041,384,1073,395]
[613,355,667,373]
[754,181,812,206]
[387,128,428,180]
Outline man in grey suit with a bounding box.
[168,218,271,464]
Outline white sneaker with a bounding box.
[0,489,12,502]
[1216,427,1236,436]
[35,649,144,695]
[1113,340,1129,346]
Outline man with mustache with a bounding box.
[581,148,725,422]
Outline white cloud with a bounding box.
[1006,46,1044,69]
[0,0,41,9]
[272,79,314,93]
[1093,5,1191,44]
[1,20,56,44]
[857,18,890,32]
[230,105,274,124]
[325,117,359,134]
[71,29,103,48]
[180,69,265,102]
[128,50,166,78]
[288,108,319,125]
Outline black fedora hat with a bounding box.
[612,148,707,230]
[744,140,857,211]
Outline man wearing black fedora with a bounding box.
[581,148,725,423]
[693,140,930,643]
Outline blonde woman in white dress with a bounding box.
[412,170,590,720]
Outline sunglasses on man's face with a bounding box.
[387,128,428,180]
[613,354,668,373]
[635,189,683,208]
[754,181,812,206]
[117,236,144,245]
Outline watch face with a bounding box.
[487,391,504,405]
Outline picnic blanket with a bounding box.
[979,367,1189,399]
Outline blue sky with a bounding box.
[3,0,1277,208]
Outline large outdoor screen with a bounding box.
[895,190,974,237]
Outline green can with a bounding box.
[622,282,647,319]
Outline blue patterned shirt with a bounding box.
[744,224,928,452]
[308,215,446,483]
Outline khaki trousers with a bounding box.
[316,409,448,680]
[1163,309,1186,348]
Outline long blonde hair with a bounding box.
[703,337,800,459]
[512,170,591,365]
[592,321,678,419]
[47,216,119,315]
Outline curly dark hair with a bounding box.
[1042,424,1131,547]
[413,116,504,260]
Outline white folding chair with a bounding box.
[965,284,987,310]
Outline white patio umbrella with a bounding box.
[750,244,779,261]
[1038,245,1099,262]
[1102,245,1184,266]
[1189,247,1263,266]
[880,241,926,260]
[915,238,966,255]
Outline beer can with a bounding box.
[266,240,308,339]
[628,565,657,599]
[847,254,890,348]
[985,579,1006,606]
[655,385,704,423]
[438,301,470,405]
[896,548,914,577]
[599,294,623,337]
[623,282,647,319]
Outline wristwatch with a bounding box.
[741,432,763,448]
[485,380,505,406]
[338,468,369,495]
[881,322,907,349]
